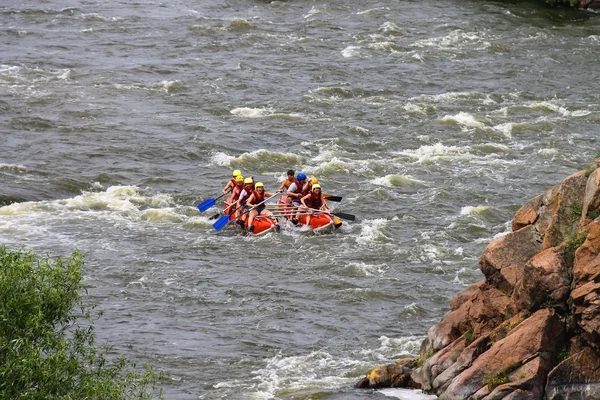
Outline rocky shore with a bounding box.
[355,159,600,399]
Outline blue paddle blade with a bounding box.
[197,198,216,212]
[213,215,231,231]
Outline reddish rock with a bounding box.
[480,225,542,296]
[512,245,571,312]
[513,194,543,232]
[581,169,600,227]
[425,283,511,352]
[439,309,564,400]
[546,347,600,399]
[573,220,600,284]
[539,171,588,250]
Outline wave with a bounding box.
[371,174,423,187]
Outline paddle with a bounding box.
[323,193,342,202]
[213,191,282,231]
[210,201,236,220]
[197,190,230,213]
[306,207,356,221]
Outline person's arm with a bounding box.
[278,179,288,192]
[286,183,297,198]
[321,195,329,210]
[223,181,233,194]
[300,193,310,208]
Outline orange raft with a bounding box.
[224,197,279,235]
[277,196,335,233]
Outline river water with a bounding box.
[1,1,599,399]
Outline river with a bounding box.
[1,0,599,399]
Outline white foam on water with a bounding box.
[379,388,438,399]
[248,351,360,399]
[0,163,27,172]
[412,52,424,62]
[460,205,489,216]
[209,152,236,167]
[410,30,485,50]
[371,174,423,187]
[356,218,389,245]
[408,91,484,104]
[440,112,486,130]
[396,143,473,163]
[538,148,558,156]
[525,101,572,117]
[230,107,275,118]
[367,41,397,51]
[356,7,390,15]
[360,335,424,361]
[341,45,361,58]
[344,262,388,276]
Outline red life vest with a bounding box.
[306,193,322,210]
[252,190,265,210]
[231,185,243,202]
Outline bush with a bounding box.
[0,246,162,399]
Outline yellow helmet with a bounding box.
[233,170,242,177]
[235,175,244,183]
[244,177,253,184]
[255,182,264,188]
[312,184,321,190]
[311,177,319,184]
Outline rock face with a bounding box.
[355,159,600,399]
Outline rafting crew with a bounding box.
[246,182,280,233]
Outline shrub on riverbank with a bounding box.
[0,246,162,399]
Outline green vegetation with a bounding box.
[416,348,434,368]
[482,362,521,391]
[0,246,162,399]
[464,330,476,346]
[567,203,583,223]
[564,229,587,260]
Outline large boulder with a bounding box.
[438,309,564,400]
[512,245,571,312]
[479,225,543,296]
[424,282,511,352]
[545,347,600,400]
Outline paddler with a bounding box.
[222,170,242,194]
[286,172,307,224]
[246,182,280,233]
[235,177,255,226]
[300,184,329,223]
[278,169,296,192]
[226,175,245,216]
[302,176,318,196]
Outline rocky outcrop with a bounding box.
[355,159,600,399]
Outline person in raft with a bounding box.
[234,177,255,224]
[222,169,242,194]
[286,172,307,224]
[246,182,280,233]
[300,184,329,223]
[278,169,296,192]
[225,175,245,216]
[301,176,318,196]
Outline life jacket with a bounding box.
[306,192,322,210]
[252,190,265,210]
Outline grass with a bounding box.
[482,362,521,391]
